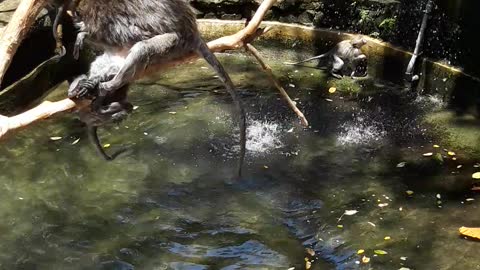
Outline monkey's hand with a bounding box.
[68,75,99,100]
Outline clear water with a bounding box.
[1,47,479,270]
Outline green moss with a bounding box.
[379,18,397,37]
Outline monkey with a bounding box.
[285,38,368,79]
[68,53,132,160]
[52,0,246,176]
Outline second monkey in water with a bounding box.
[286,38,369,78]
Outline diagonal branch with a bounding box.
[244,43,309,127]
[0,0,278,139]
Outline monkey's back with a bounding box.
[77,0,198,49]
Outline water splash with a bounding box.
[337,117,386,146]
[246,120,284,154]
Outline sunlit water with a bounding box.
[1,49,479,270]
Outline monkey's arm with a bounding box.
[96,33,179,108]
[73,31,88,60]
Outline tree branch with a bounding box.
[245,43,309,127]
[0,0,278,139]
[0,0,48,87]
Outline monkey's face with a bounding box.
[352,38,367,49]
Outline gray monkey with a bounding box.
[286,38,368,78]
[69,54,132,160]
[52,0,247,176]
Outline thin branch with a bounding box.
[0,0,278,139]
[245,43,309,127]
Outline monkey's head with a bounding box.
[351,37,367,49]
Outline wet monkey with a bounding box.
[51,0,247,176]
[285,38,368,78]
[68,54,132,160]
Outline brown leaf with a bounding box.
[459,226,480,240]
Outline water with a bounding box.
[1,48,479,270]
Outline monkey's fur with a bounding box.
[53,0,246,176]
[286,38,368,78]
[69,54,132,160]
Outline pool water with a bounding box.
[0,47,479,270]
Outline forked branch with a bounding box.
[0,0,278,139]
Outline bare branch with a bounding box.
[245,43,309,127]
[0,0,278,140]
[0,0,49,87]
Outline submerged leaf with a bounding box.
[361,256,370,263]
[344,210,359,216]
[374,250,388,255]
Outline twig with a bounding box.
[244,43,309,127]
[0,0,278,139]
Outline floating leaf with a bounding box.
[452,157,457,161]
[378,203,389,207]
[406,190,414,196]
[384,236,391,240]
[133,106,139,110]
[433,144,440,148]
[50,136,62,141]
[361,256,370,263]
[466,198,475,202]
[423,152,433,157]
[337,224,344,229]
[71,138,80,145]
[400,256,407,261]
[459,226,480,240]
[472,187,480,191]
[457,165,463,169]
[436,194,441,199]
[357,249,365,255]
[325,98,333,102]
[305,261,311,270]
[344,210,358,216]
[169,111,177,115]
[374,250,388,255]
[396,162,406,168]
[447,151,456,156]
[367,222,376,227]
[472,172,480,180]
[399,268,411,270]
[263,165,269,169]
[328,87,337,94]
[103,143,111,148]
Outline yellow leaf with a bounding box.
[328,87,337,94]
[362,256,370,263]
[305,260,312,270]
[263,165,269,169]
[103,143,111,148]
[306,248,315,256]
[357,249,365,255]
[459,226,480,240]
[337,224,344,229]
[472,172,480,180]
[384,236,391,240]
[406,190,414,196]
[433,144,440,148]
[447,151,456,156]
[374,249,388,255]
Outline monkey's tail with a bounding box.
[285,53,328,65]
[196,40,246,178]
[88,126,113,161]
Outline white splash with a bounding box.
[246,120,284,154]
[337,117,385,145]
[414,94,445,110]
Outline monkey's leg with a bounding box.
[87,126,113,161]
[97,33,179,108]
[331,55,344,79]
